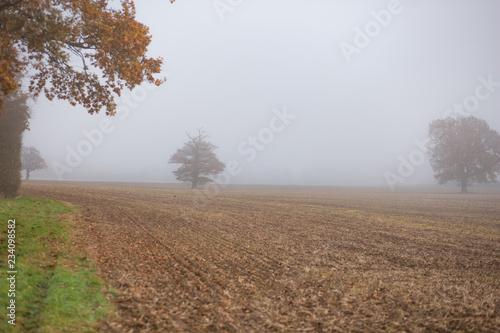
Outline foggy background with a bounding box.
[22,0,500,188]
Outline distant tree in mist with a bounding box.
[169,130,225,189]
[21,147,47,180]
[428,116,500,193]
[0,92,30,199]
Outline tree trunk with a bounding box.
[26,169,30,180]
[460,179,468,193]
[191,172,199,189]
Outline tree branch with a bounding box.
[0,0,24,12]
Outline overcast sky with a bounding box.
[23,0,500,189]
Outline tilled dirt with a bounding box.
[21,182,500,332]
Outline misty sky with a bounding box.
[22,0,500,188]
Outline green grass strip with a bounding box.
[0,196,113,332]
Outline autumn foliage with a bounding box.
[0,0,171,115]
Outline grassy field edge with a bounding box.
[0,196,114,332]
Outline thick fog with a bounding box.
[23,0,500,189]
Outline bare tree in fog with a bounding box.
[21,146,47,180]
[169,129,225,189]
[428,116,500,193]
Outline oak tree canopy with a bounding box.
[21,146,47,180]
[0,0,173,115]
[169,130,226,189]
[428,116,500,193]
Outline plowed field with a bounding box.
[21,182,500,332]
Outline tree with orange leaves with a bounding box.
[0,0,173,115]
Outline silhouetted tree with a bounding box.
[169,130,225,189]
[428,116,500,193]
[21,147,47,180]
[0,93,30,199]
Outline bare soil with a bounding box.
[21,181,500,332]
